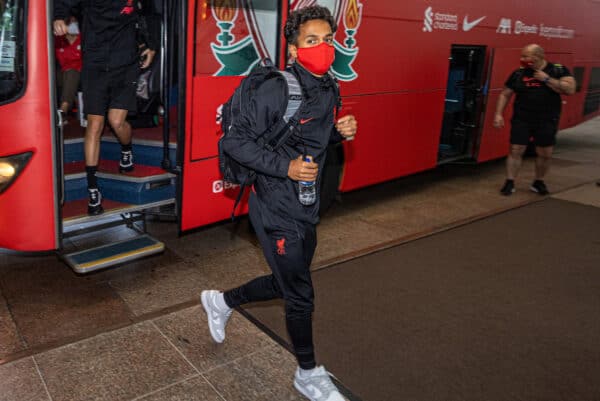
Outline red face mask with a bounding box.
[296,42,335,75]
[520,60,534,69]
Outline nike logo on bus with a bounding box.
[462,15,486,32]
[300,117,314,124]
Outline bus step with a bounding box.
[62,234,164,274]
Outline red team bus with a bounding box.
[1,0,599,271]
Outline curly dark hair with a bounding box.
[284,5,337,45]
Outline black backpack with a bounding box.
[218,59,304,218]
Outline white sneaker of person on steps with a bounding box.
[200,290,346,400]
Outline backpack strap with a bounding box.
[231,69,303,220]
[263,70,303,151]
[231,177,251,221]
[280,70,303,123]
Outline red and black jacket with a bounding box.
[54,0,157,71]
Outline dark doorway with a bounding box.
[438,45,486,163]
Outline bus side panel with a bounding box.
[477,48,520,163]
[0,2,58,251]
[340,91,445,191]
[338,6,449,97]
[181,158,249,231]
[562,60,589,127]
[180,76,248,230]
[190,76,242,160]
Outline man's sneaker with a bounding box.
[500,179,515,196]
[119,150,134,173]
[87,188,104,215]
[201,290,232,343]
[294,366,345,401]
[530,180,549,195]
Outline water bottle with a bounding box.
[298,156,316,206]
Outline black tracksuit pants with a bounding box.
[224,194,317,369]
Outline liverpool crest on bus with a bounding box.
[209,0,362,82]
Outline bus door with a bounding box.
[437,45,487,163]
[179,0,286,231]
[0,1,60,251]
[476,47,522,162]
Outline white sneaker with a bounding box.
[294,366,346,401]
[200,290,232,343]
[119,150,134,173]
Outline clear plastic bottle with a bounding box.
[298,156,316,206]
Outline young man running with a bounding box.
[201,5,357,401]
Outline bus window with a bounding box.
[0,0,25,104]
[195,0,280,76]
[583,67,600,116]
[572,67,584,93]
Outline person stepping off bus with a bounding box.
[53,1,156,215]
[201,6,357,401]
[493,44,576,196]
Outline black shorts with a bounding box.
[81,63,139,116]
[510,118,559,147]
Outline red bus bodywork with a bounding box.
[1,0,598,250]
[0,1,59,251]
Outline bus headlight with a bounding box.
[0,152,33,194]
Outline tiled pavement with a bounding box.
[0,117,599,400]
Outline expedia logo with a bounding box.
[497,18,512,34]
[212,180,240,193]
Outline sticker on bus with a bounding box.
[1,40,15,58]
[0,55,14,72]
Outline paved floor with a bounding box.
[1,117,599,401]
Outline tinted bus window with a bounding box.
[583,67,600,116]
[572,67,584,93]
[0,0,25,104]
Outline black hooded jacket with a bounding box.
[221,63,343,226]
[54,0,157,71]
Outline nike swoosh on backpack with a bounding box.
[462,15,486,32]
[300,118,314,124]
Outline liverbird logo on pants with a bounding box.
[276,238,286,255]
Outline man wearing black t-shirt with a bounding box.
[54,1,157,215]
[493,44,575,196]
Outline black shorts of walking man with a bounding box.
[201,6,357,401]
